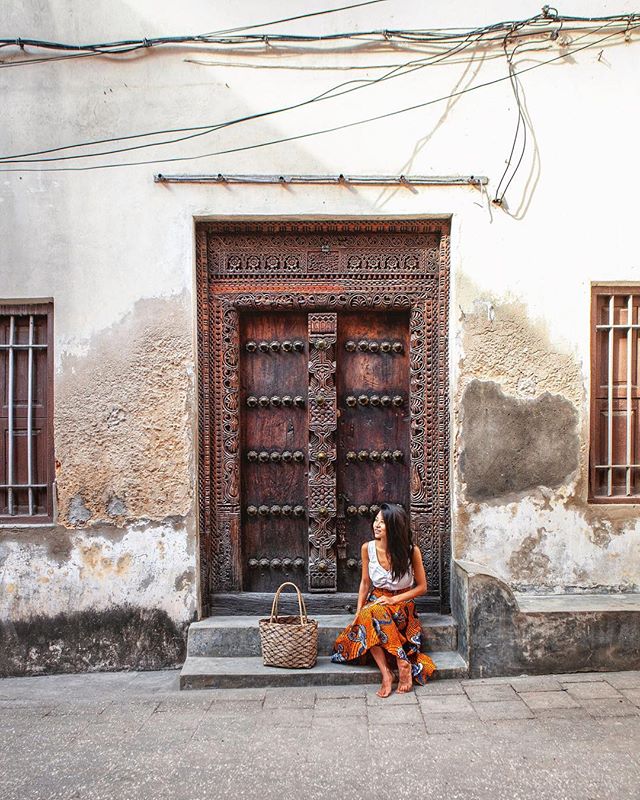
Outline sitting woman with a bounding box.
[331,502,436,697]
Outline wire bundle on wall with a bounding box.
[0,3,638,207]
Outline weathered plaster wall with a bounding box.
[453,296,640,593]
[55,293,194,526]
[1,0,639,665]
[0,519,194,623]
[0,290,198,672]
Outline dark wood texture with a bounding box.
[240,311,308,591]
[336,310,410,592]
[0,304,54,522]
[209,592,440,615]
[196,221,451,613]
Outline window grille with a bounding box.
[0,304,54,521]
[590,287,640,501]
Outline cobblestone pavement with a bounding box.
[1,669,639,800]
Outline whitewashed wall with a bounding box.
[1,0,639,636]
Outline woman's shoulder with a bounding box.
[361,540,373,555]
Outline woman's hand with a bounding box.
[370,595,397,607]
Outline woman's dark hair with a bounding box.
[380,502,413,581]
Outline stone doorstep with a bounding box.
[187,613,457,658]
[180,652,468,690]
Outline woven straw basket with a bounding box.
[259,582,318,669]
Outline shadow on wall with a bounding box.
[0,606,188,678]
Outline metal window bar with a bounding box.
[626,295,633,496]
[594,293,640,497]
[607,296,614,496]
[27,315,34,515]
[3,313,45,517]
[6,316,15,514]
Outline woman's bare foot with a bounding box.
[396,658,412,693]
[376,669,394,698]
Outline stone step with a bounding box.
[180,652,468,690]
[187,613,458,658]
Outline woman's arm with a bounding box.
[356,541,372,613]
[375,545,428,606]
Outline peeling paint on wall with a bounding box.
[454,294,639,593]
[457,295,584,408]
[55,292,194,527]
[0,518,196,625]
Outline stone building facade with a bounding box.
[1,1,639,677]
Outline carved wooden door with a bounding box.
[197,220,451,613]
[240,308,410,594]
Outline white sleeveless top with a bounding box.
[367,540,414,590]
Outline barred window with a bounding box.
[590,286,640,502]
[0,304,54,521]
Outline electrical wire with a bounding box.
[197,0,389,37]
[0,35,482,163]
[1,11,636,67]
[0,0,389,68]
[493,18,620,203]
[1,13,630,163]
[1,23,634,174]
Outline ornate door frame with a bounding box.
[196,219,451,614]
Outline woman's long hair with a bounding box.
[380,502,413,581]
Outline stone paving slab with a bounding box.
[417,693,477,715]
[580,698,640,718]
[600,670,640,689]
[473,699,535,720]
[519,690,581,710]
[464,683,520,702]
[562,680,625,699]
[621,688,640,706]
[2,669,640,800]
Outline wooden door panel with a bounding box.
[240,311,308,591]
[336,310,411,592]
[197,220,451,613]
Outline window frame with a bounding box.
[0,301,55,524]
[589,284,640,504]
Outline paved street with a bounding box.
[1,669,639,800]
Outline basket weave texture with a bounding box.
[259,582,318,669]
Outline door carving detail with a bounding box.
[196,221,451,612]
[307,312,338,591]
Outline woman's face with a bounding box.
[373,511,386,540]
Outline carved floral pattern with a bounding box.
[307,313,338,591]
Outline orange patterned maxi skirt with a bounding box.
[331,587,437,684]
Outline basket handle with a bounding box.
[270,581,308,624]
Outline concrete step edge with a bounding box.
[190,613,457,629]
[187,616,458,658]
[180,652,468,689]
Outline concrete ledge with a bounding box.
[452,560,640,678]
[514,593,640,612]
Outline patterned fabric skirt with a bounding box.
[330,587,437,684]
